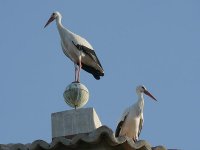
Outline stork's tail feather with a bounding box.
[81,63,104,80]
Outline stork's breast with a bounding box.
[121,117,139,138]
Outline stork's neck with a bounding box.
[56,16,63,29]
[56,16,65,35]
[137,92,144,108]
[55,16,72,39]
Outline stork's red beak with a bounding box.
[44,15,55,28]
[144,90,157,101]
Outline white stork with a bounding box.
[115,85,157,142]
[44,11,104,82]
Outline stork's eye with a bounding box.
[52,13,55,16]
[141,86,145,89]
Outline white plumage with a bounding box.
[115,85,157,142]
[44,11,104,82]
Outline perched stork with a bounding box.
[115,85,157,142]
[44,11,104,82]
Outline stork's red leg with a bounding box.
[74,63,78,82]
[77,56,82,82]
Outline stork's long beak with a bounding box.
[44,15,55,28]
[144,90,157,101]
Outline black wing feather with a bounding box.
[115,114,128,137]
[72,41,104,80]
[81,63,104,80]
[72,41,103,68]
[115,121,123,137]
[80,45,103,68]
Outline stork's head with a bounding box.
[44,11,62,28]
[136,85,157,101]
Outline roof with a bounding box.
[0,126,166,150]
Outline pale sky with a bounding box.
[0,1,200,149]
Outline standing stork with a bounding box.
[44,11,104,82]
[115,85,157,142]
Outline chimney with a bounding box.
[51,107,102,139]
[51,82,102,139]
